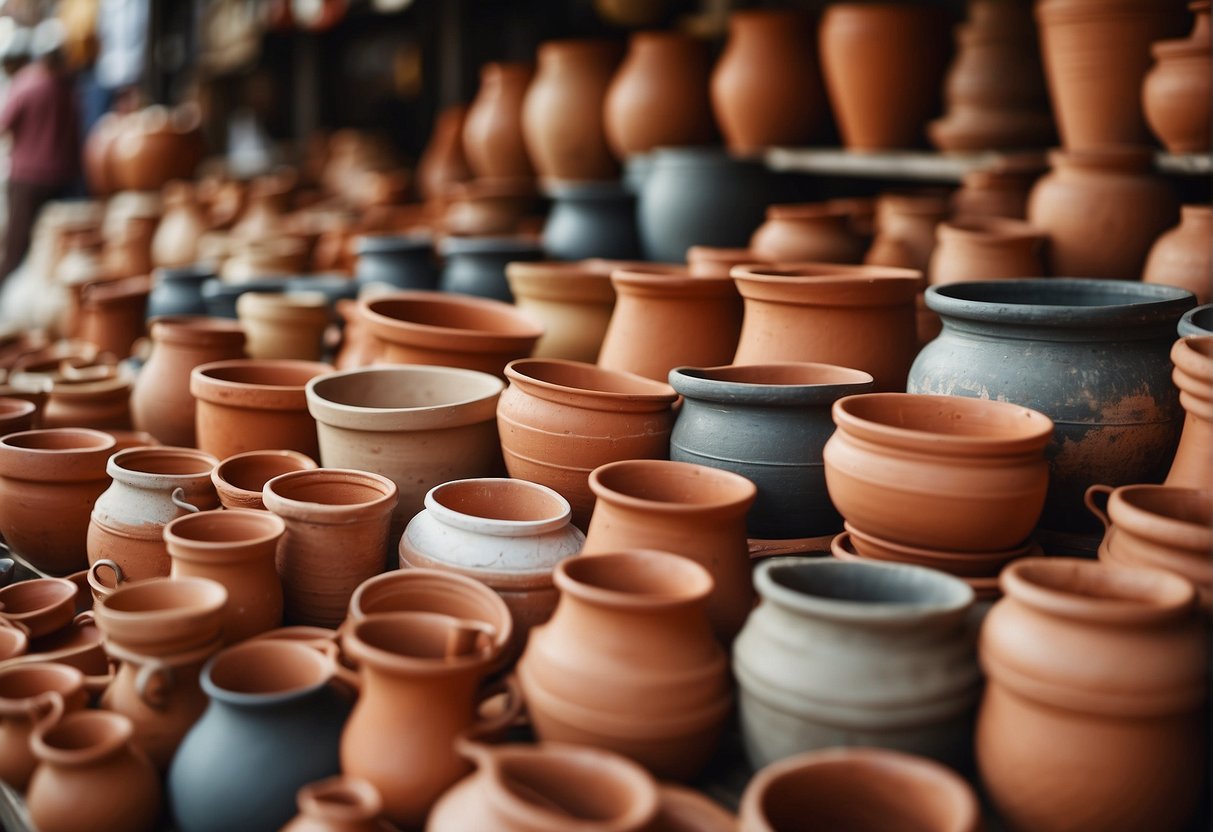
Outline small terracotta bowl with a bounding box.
[0,578,78,638]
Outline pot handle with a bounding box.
[171,488,201,514]
[28,690,65,734]
[317,639,361,694]
[1084,484,1114,530]
[133,657,175,710]
[87,560,126,600]
[465,674,524,745]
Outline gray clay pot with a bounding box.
[1178,303,1213,337]
[200,277,292,319]
[147,263,217,319]
[438,236,545,302]
[354,234,438,292]
[542,180,640,261]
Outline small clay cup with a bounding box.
[211,449,319,511]
[0,578,78,638]
[93,576,228,656]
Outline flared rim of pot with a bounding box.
[506,358,677,404]
[95,576,228,638]
[262,467,398,523]
[201,638,334,707]
[425,477,573,537]
[1178,304,1213,337]
[0,662,83,714]
[581,258,685,278]
[0,577,76,633]
[235,290,332,321]
[0,397,36,421]
[353,231,433,256]
[611,268,736,296]
[306,364,503,430]
[0,427,116,481]
[831,533,1003,601]
[1106,484,1212,551]
[360,291,545,350]
[1001,557,1197,626]
[212,449,318,502]
[554,549,714,611]
[296,776,384,823]
[191,359,334,410]
[153,262,218,283]
[924,278,1196,327]
[165,507,286,552]
[738,746,980,832]
[936,217,1046,243]
[438,235,547,257]
[505,262,617,304]
[107,445,219,483]
[539,178,632,200]
[686,246,761,265]
[832,392,1054,456]
[45,374,132,398]
[731,262,923,305]
[670,362,875,405]
[340,610,499,676]
[148,315,247,345]
[30,708,134,766]
[588,459,757,515]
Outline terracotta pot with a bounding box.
[131,315,247,447]
[0,663,88,790]
[211,449,318,511]
[439,235,544,302]
[26,706,161,832]
[582,459,756,641]
[109,105,205,191]
[152,182,207,268]
[686,246,768,278]
[76,276,151,360]
[83,113,124,196]
[463,62,536,179]
[604,31,716,158]
[190,358,332,460]
[334,299,383,370]
[950,167,1036,221]
[417,105,474,201]
[928,217,1047,286]
[220,237,310,284]
[0,626,28,662]
[824,392,1052,552]
[522,39,621,181]
[0,578,78,637]
[504,262,616,362]
[1037,0,1188,149]
[977,557,1207,832]
[40,374,133,431]
[750,204,866,264]
[86,446,220,583]
[354,233,438,292]
[263,468,398,627]
[428,741,660,832]
[865,190,952,274]
[711,10,827,153]
[1143,205,1212,304]
[819,4,952,150]
[0,397,36,435]
[738,747,980,832]
[0,428,116,575]
[497,358,677,530]
[282,776,387,832]
[1143,1,1211,154]
[339,612,514,829]
[165,509,287,643]
[306,365,503,535]
[1028,147,1179,280]
[1168,335,1213,490]
[441,177,537,237]
[731,264,922,392]
[236,291,331,361]
[232,176,289,240]
[651,785,736,832]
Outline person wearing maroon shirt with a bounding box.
[0,20,80,285]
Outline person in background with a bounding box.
[0,19,80,286]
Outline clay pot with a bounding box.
[735,558,980,770]
[651,785,736,832]
[429,742,660,832]
[1168,335,1213,490]
[76,276,151,359]
[84,112,124,196]
[711,10,827,153]
[0,578,78,638]
[147,264,219,319]
[950,167,1036,221]
[235,291,331,362]
[359,292,543,378]
[201,276,292,320]
[824,392,1052,552]
[542,181,640,262]
[306,365,504,534]
[1144,1,1211,153]
[0,626,28,662]
[263,468,398,627]
[604,31,716,158]
[463,62,536,179]
[26,706,161,832]
[438,236,544,302]
[865,190,952,274]
[737,747,980,832]
[1037,0,1189,149]
[597,269,742,382]
[1028,147,1179,280]
[0,397,36,435]
[416,105,473,202]
[232,176,289,240]
[0,428,116,575]
[1143,205,1212,304]
[750,204,866,264]
[334,299,383,370]
[165,509,287,642]
[41,375,134,431]
[1180,303,1213,336]
[819,4,952,150]
[282,776,387,832]
[977,557,1207,832]
[339,612,515,829]
[731,264,922,392]
[442,177,538,237]
[0,663,88,790]
[86,446,220,583]
[522,39,621,181]
[686,246,768,278]
[497,358,677,529]
[221,237,310,284]
[400,478,584,643]
[169,640,351,832]
[152,182,207,268]
[670,363,875,540]
[582,459,756,641]
[211,449,318,511]
[505,262,616,362]
[928,218,1047,286]
[190,358,332,460]
[354,233,438,292]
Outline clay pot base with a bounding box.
[845,522,1039,578]
[832,532,1004,603]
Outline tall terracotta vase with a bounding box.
[505,262,616,362]
[151,181,207,268]
[463,62,536,179]
[749,204,866,264]
[1143,1,1211,154]
[1143,205,1212,304]
[416,105,473,201]
[1167,335,1213,490]
[928,218,1047,286]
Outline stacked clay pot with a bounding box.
[1167,335,1213,489]
[463,62,535,179]
[1143,0,1211,154]
[1143,205,1212,304]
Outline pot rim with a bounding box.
[106,446,219,484]
[211,449,318,500]
[348,568,514,646]
[730,263,923,306]
[201,638,334,707]
[0,428,116,480]
[924,278,1195,328]
[611,269,737,297]
[505,263,616,304]
[588,459,757,516]
[1107,484,1212,551]
[148,315,247,346]
[554,549,714,610]
[763,202,853,223]
[190,359,333,410]
[340,610,498,676]
[31,708,134,766]
[506,358,677,404]
[0,662,83,716]
[0,397,36,420]
[95,576,228,625]
[670,362,874,405]
[360,291,544,349]
[0,577,77,624]
[306,364,504,429]
[936,217,1046,243]
[296,775,384,822]
[165,507,286,552]
[1179,304,1213,337]
[424,477,573,537]
[262,468,398,523]
[1000,557,1196,625]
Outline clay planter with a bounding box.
[711,10,827,153]
[86,446,220,582]
[1037,0,1189,149]
[0,578,77,637]
[1143,2,1211,154]
[522,39,621,181]
[429,742,660,832]
[911,279,1194,539]
[1028,147,1179,280]
[928,218,1047,287]
[463,62,536,180]
[738,747,980,832]
[354,233,438,292]
[0,397,36,435]
[41,375,133,431]
[416,105,473,201]
[519,550,730,781]
[438,236,545,303]
[731,264,922,392]
[1143,205,1212,304]
[306,365,504,534]
[1088,483,1212,610]
[497,358,677,530]
[582,459,756,642]
[0,663,88,790]
[26,707,161,832]
[1180,303,1213,336]
[749,204,866,264]
[977,558,1207,832]
[282,776,385,832]
[236,291,332,361]
[211,449,318,511]
[359,292,543,379]
[263,468,398,627]
[400,478,584,644]
[819,4,952,150]
[190,358,332,460]
[735,558,980,770]
[0,428,116,575]
[165,509,287,642]
[598,269,742,382]
[604,31,716,158]
[542,181,640,262]
[864,190,952,274]
[1168,335,1213,489]
[76,276,152,359]
[505,262,616,362]
[670,363,874,540]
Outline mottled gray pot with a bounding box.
[148,264,216,319]
[669,362,874,539]
[1178,303,1213,337]
[438,236,545,302]
[354,234,438,291]
[542,180,639,261]
[201,277,291,319]
[910,278,1195,535]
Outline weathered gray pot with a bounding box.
[669,362,874,540]
[438,236,545,302]
[910,279,1195,539]
[1178,303,1213,337]
[148,264,216,320]
[354,234,438,292]
[542,180,639,261]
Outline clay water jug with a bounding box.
[1143,205,1212,304]
[416,105,473,201]
[0,663,88,790]
[1143,1,1211,154]
[463,62,536,179]
[1167,335,1213,490]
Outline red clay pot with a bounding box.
[950,168,1036,221]
[0,397,37,435]
[504,262,616,362]
[463,62,536,180]
[1143,205,1212,304]
[211,449,318,511]
[928,218,1047,286]
[281,776,387,832]
[416,105,473,201]
[41,375,133,432]
[1167,335,1213,490]
[0,663,88,790]
[750,204,866,264]
[685,246,769,278]
[865,190,952,273]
